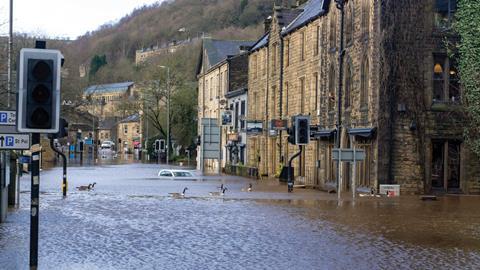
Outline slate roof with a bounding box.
[119,114,140,124]
[198,39,255,75]
[84,82,134,95]
[277,8,303,27]
[250,33,270,52]
[282,0,331,36]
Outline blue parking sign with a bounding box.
[0,113,7,123]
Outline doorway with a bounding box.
[431,140,461,191]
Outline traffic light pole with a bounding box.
[50,138,67,197]
[287,145,302,193]
[30,133,40,269]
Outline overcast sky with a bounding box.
[0,0,163,39]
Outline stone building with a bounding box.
[247,0,480,194]
[116,114,142,155]
[83,81,136,119]
[196,38,254,172]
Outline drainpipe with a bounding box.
[279,33,284,165]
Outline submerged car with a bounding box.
[158,169,196,179]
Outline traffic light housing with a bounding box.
[159,139,166,152]
[287,126,296,145]
[155,140,161,152]
[295,116,311,145]
[17,48,62,133]
[48,118,69,139]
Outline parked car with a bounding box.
[158,169,196,179]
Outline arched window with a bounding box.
[345,2,354,44]
[329,64,336,111]
[330,10,337,48]
[344,59,353,108]
[362,0,370,37]
[360,56,369,107]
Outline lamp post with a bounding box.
[334,0,348,199]
[159,65,170,166]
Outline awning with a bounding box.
[348,127,377,139]
[311,129,336,140]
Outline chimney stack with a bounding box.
[264,16,272,33]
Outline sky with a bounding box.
[0,0,163,39]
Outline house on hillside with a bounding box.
[196,38,255,173]
[246,0,480,194]
[116,114,142,156]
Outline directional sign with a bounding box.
[0,133,31,150]
[0,111,16,126]
[332,148,365,162]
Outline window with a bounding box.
[300,32,306,61]
[330,11,337,48]
[346,2,354,44]
[262,50,267,76]
[345,59,353,109]
[314,26,320,56]
[300,77,306,113]
[285,82,289,115]
[220,73,223,95]
[360,57,369,107]
[328,65,336,111]
[432,140,461,190]
[205,80,209,100]
[362,0,370,37]
[272,43,277,75]
[285,39,290,67]
[314,72,319,111]
[435,0,457,29]
[271,86,277,118]
[433,54,461,103]
[210,78,213,100]
[255,55,259,79]
[235,102,239,130]
[241,100,246,129]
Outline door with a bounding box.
[431,140,461,191]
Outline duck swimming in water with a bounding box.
[76,182,96,191]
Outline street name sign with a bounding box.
[332,148,365,162]
[0,133,31,150]
[0,110,16,126]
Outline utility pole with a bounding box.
[7,0,13,108]
[334,0,348,200]
[160,66,170,166]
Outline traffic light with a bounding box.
[155,140,160,152]
[17,48,62,133]
[287,126,296,145]
[159,139,166,152]
[295,116,311,145]
[48,118,69,139]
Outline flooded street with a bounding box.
[1,163,479,269]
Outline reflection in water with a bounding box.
[0,164,479,270]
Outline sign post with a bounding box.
[332,148,365,200]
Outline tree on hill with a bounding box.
[89,54,107,77]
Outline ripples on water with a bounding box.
[1,165,479,270]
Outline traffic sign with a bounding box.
[0,111,16,126]
[332,148,365,162]
[0,133,31,150]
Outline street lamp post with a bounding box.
[334,0,348,199]
[159,66,170,166]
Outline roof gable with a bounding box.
[282,0,331,35]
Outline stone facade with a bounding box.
[247,0,480,194]
[196,38,254,173]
